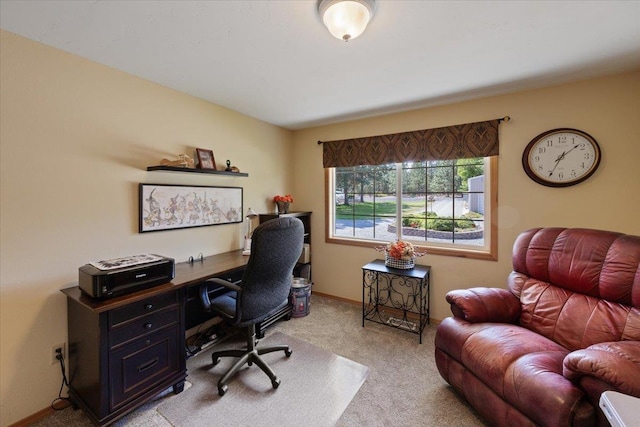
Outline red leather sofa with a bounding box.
[435,227,640,427]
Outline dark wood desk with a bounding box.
[61,250,251,426]
[62,249,249,313]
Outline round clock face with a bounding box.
[522,128,601,187]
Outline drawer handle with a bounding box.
[144,323,153,329]
[138,357,159,373]
[145,304,153,310]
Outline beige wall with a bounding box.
[291,70,640,319]
[2,27,640,426]
[0,31,293,426]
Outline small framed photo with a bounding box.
[196,148,216,170]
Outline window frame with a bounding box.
[325,157,498,261]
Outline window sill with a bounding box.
[325,236,497,261]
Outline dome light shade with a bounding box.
[318,0,375,41]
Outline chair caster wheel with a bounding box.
[248,361,253,366]
[212,356,221,366]
[272,378,281,389]
[285,349,293,357]
[218,385,228,396]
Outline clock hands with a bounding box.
[548,144,581,178]
[548,155,563,177]
[563,143,582,156]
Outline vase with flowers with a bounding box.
[375,240,426,269]
[273,194,294,214]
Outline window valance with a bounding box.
[321,118,504,168]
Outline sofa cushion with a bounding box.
[459,322,568,387]
[599,235,640,307]
[436,317,595,426]
[511,278,640,351]
[511,228,640,307]
[509,228,640,350]
[504,351,594,426]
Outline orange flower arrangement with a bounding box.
[375,240,425,269]
[386,240,415,261]
[273,194,294,203]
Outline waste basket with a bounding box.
[290,278,312,318]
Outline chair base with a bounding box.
[210,325,292,396]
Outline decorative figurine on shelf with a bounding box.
[159,154,195,168]
[225,160,241,173]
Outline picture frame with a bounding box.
[139,184,243,233]
[195,148,216,170]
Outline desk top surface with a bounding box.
[62,249,249,313]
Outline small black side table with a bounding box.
[362,259,431,343]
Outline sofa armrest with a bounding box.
[563,341,640,397]
[445,287,520,323]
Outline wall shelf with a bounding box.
[146,165,248,177]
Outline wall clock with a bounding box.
[522,128,601,187]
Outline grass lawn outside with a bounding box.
[336,201,425,219]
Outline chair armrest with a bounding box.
[445,287,520,323]
[564,341,640,397]
[199,278,242,311]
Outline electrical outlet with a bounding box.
[51,343,66,365]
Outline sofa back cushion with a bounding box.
[508,228,640,351]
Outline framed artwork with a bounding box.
[139,184,243,233]
[196,148,216,170]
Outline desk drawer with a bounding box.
[109,291,178,328]
[109,325,181,411]
[109,307,179,349]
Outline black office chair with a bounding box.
[199,217,304,396]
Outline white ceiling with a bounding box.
[2,0,640,130]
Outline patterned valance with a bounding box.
[321,118,503,168]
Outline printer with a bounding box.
[79,254,175,298]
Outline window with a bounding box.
[327,157,497,260]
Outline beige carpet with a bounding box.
[275,296,489,427]
[157,331,369,427]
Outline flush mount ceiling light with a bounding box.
[318,0,376,42]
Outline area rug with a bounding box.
[157,331,370,427]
